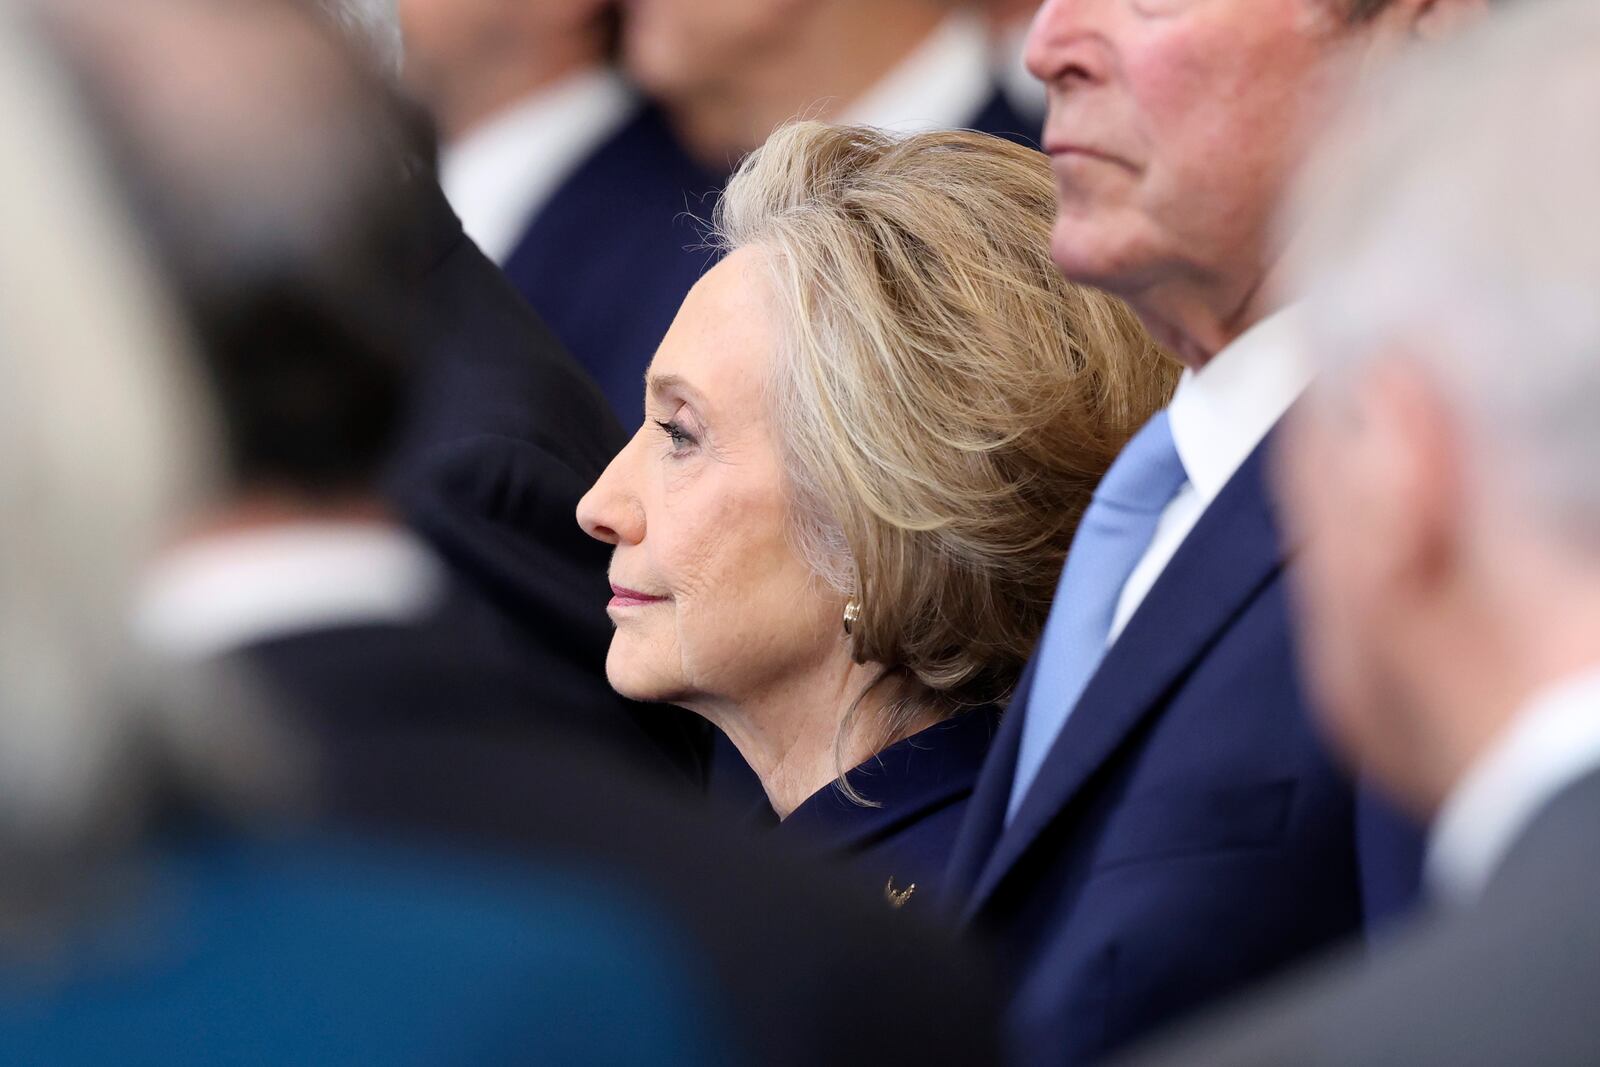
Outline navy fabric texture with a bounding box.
[775,706,1001,910]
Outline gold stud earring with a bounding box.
[842,597,861,636]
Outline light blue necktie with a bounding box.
[1006,410,1189,823]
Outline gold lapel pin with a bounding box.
[884,877,916,909]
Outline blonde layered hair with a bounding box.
[714,122,1177,758]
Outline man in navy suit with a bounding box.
[1116,5,1600,1060]
[944,0,1488,1060]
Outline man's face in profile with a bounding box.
[1025,0,1360,310]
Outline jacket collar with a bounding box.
[778,706,1001,852]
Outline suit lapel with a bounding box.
[943,657,1035,905]
[963,433,1288,920]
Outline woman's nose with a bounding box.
[576,452,644,546]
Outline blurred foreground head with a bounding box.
[45,0,419,510]
[0,1,214,878]
[0,0,427,891]
[1280,0,1600,815]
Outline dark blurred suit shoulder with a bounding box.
[1116,766,1600,1067]
[386,179,707,784]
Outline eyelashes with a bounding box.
[654,418,698,453]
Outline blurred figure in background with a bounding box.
[0,0,214,919]
[48,0,586,769]
[401,0,633,265]
[1122,1,1600,1062]
[980,0,1045,130]
[0,3,1002,1062]
[578,122,1175,905]
[476,0,1042,427]
[81,0,705,785]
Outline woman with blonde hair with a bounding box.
[578,122,1177,903]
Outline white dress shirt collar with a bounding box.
[440,67,635,264]
[840,11,994,134]
[1427,663,1600,907]
[1166,305,1316,506]
[135,521,445,661]
[1106,307,1313,641]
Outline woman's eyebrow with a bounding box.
[646,372,710,411]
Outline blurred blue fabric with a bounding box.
[0,834,732,1066]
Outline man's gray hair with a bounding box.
[1286,0,1600,543]
[314,0,403,78]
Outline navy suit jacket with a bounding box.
[503,90,1042,425]
[765,707,1001,911]
[945,428,1422,1064]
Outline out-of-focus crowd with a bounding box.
[1,0,1598,1065]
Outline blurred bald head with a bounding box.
[43,0,420,502]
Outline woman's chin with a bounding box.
[603,649,678,705]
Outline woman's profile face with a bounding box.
[576,248,843,711]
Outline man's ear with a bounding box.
[1354,358,1464,596]
[1403,0,1491,43]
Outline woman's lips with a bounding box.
[609,583,668,609]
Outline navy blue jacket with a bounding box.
[944,430,1423,1064]
[775,707,1000,911]
[502,90,1041,426]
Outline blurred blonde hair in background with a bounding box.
[715,122,1176,761]
[0,1,215,868]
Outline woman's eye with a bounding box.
[654,418,697,453]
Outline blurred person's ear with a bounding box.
[1389,0,1493,43]
[1351,355,1466,601]
[1273,351,1468,806]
